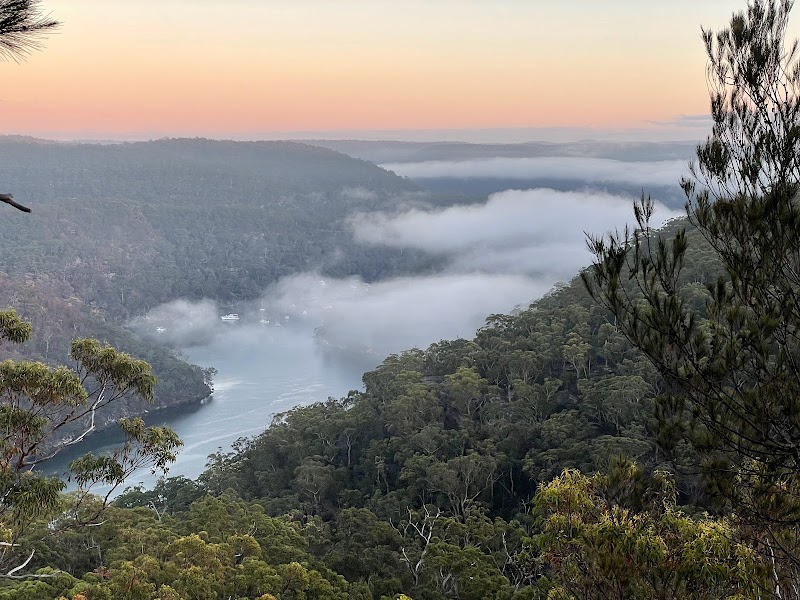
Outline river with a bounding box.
[49,323,375,494]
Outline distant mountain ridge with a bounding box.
[302,139,697,164]
[0,137,425,422]
[0,137,423,317]
[304,139,694,206]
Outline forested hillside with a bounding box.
[194,222,722,519]
[0,221,766,599]
[0,137,427,319]
[0,138,776,598]
[0,137,434,419]
[0,161,787,595]
[4,0,800,597]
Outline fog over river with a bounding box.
[51,182,683,494]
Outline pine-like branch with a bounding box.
[0,0,58,62]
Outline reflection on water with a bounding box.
[49,323,374,494]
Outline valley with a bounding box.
[2,136,685,483]
[1,1,796,597]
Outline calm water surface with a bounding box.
[51,324,374,493]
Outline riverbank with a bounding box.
[49,323,374,494]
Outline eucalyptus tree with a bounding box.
[584,0,800,591]
[0,309,181,579]
[533,465,765,599]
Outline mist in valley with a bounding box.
[7,0,787,592]
[136,183,682,360]
[381,156,688,186]
[111,148,687,488]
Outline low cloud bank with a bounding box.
[136,188,682,359]
[381,156,688,187]
[352,188,681,277]
[132,273,545,357]
[260,272,548,355]
[129,299,220,347]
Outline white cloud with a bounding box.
[255,272,547,356]
[129,299,221,346]
[381,156,688,186]
[138,188,682,360]
[647,114,713,129]
[135,272,547,359]
[352,188,681,277]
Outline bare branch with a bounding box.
[0,193,31,213]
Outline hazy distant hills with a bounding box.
[0,137,424,319]
[306,139,695,206]
[0,137,427,418]
[302,139,697,163]
[0,135,693,428]
[0,138,414,224]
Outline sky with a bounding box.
[0,0,789,141]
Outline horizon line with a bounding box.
[0,123,708,145]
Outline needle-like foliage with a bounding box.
[585,0,800,593]
[0,0,57,62]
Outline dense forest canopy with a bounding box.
[0,137,448,428]
[0,222,761,599]
[0,137,429,317]
[3,0,800,598]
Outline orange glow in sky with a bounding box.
[0,0,787,140]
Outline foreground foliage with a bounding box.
[2,0,799,598]
[534,465,763,599]
[586,0,800,591]
[0,309,180,579]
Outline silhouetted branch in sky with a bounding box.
[0,0,58,62]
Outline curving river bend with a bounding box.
[50,323,374,494]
